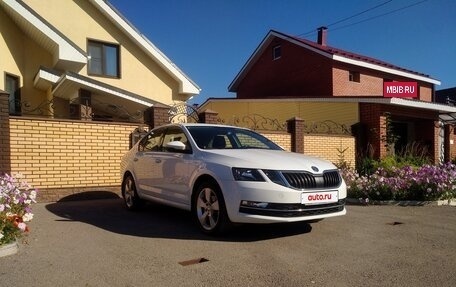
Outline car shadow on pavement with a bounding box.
[45,192,312,242]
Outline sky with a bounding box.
[109,0,456,105]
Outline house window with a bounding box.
[272,45,281,60]
[88,40,120,78]
[5,73,21,115]
[349,71,360,82]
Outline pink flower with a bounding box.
[17,222,27,232]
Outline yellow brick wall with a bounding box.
[9,117,139,192]
[261,132,292,151]
[303,135,355,167]
[8,117,355,201]
[260,132,355,167]
[203,100,359,128]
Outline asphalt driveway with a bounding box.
[1,194,455,287]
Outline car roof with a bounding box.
[157,123,251,130]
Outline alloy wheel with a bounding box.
[196,187,220,231]
[123,177,135,208]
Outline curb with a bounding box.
[346,198,456,206]
[0,241,18,258]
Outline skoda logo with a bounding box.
[311,166,319,172]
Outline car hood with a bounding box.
[201,149,337,172]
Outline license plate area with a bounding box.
[302,191,338,205]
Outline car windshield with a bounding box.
[186,126,283,150]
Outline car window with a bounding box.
[235,132,270,149]
[187,126,282,150]
[208,134,232,149]
[162,126,191,153]
[138,128,164,152]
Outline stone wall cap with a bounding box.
[287,116,304,122]
[200,109,218,114]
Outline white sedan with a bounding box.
[120,123,346,234]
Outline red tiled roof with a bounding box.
[228,30,439,92]
[275,30,430,78]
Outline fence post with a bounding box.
[199,109,219,124]
[144,103,170,129]
[287,117,304,153]
[0,90,11,175]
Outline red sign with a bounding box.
[383,82,418,98]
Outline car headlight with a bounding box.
[232,168,265,181]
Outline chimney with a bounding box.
[317,26,327,46]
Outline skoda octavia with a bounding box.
[120,123,346,234]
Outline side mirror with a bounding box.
[164,141,187,152]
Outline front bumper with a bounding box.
[239,199,346,217]
[220,179,347,224]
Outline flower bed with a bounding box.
[1,173,37,246]
[340,162,456,201]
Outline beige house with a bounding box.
[0,0,200,200]
[0,0,200,121]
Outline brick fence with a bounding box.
[1,103,355,202]
[8,117,139,201]
[199,111,355,165]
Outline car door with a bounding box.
[156,126,197,205]
[133,127,165,197]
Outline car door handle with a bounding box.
[155,159,162,163]
[133,158,138,162]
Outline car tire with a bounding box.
[122,174,143,211]
[192,180,231,235]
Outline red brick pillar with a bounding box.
[359,103,384,160]
[378,113,388,159]
[144,104,170,128]
[432,120,440,164]
[0,90,11,174]
[287,117,304,153]
[199,109,219,124]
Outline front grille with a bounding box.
[239,199,346,217]
[323,170,342,188]
[281,170,341,189]
[283,172,317,189]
